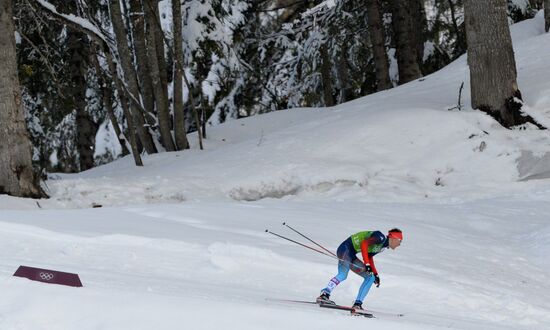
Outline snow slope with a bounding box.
[1,12,550,330]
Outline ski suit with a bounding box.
[321,230,388,304]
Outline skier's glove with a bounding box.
[374,274,380,287]
[364,264,372,273]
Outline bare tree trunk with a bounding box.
[201,98,210,139]
[545,0,550,32]
[109,0,158,154]
[199,91,206,139]
[172,0,189,150]
[448,0,466,55]
[529,0,544,10]
[410,0,427,71]
[336,40,352,102]
[389,0,422,84]
[184,76,204,150]
[101,79,131,157]
[102,79,131,156]
[67,31,96,171]
[464,0,541,128]
[366,0,392,91]
[144,0,176,151]
[128,0,155,126]
[152,0,169,95]
[90,46,130,156]
[76,107,97,171]
[0,1,45,197]
[105,51,144,166]
[320,44,335,107]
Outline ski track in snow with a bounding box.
[1,201,550,329]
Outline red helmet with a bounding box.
[388,228,403,241]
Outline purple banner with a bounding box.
[13,265,83,287]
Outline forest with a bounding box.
[1,0,550,198]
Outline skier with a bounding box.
[316,228,403,311]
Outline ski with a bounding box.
[265,298,318,305]
[266,298,404,318]
[265,298,373,318]
[318,302,374,318]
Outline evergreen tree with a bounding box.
[8,0,546,172]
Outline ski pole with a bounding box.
[265,229,374,276]
[265,229,367,274]
[282,222,337,257]
[265,229,338,260]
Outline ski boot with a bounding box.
[316,292,335,305]
[352,301,363,310]
[350,301,374,317]
[351,301,365,315]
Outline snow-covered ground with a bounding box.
[1,12,550,330]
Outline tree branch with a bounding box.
[33,0,110,46]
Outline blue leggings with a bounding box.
[321,238,375,304]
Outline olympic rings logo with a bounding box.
[39,272,54,281]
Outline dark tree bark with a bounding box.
[75,108,98,171]
[529,0,544,10]
[105,51,144,166]
[464,0,542,128]
[187,83,204,149]
[545,0,550,32]
[109,0,158,154]
[0,0,46,198]
[448,0,466,56]
[67,31,97,171]
[410,0,427,70]
[320,43,335,107]
[128,0,155,126]
[100,78,131,156]
[336,42,352,103]
[144,0,176,151]
[366,0,392,91]
[389,0,422,84]
[90,45,130,157]
[152,0,169,95]
[172,0,190,150]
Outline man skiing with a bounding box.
[317,228,403,311]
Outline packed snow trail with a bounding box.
[1,200,549,329]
